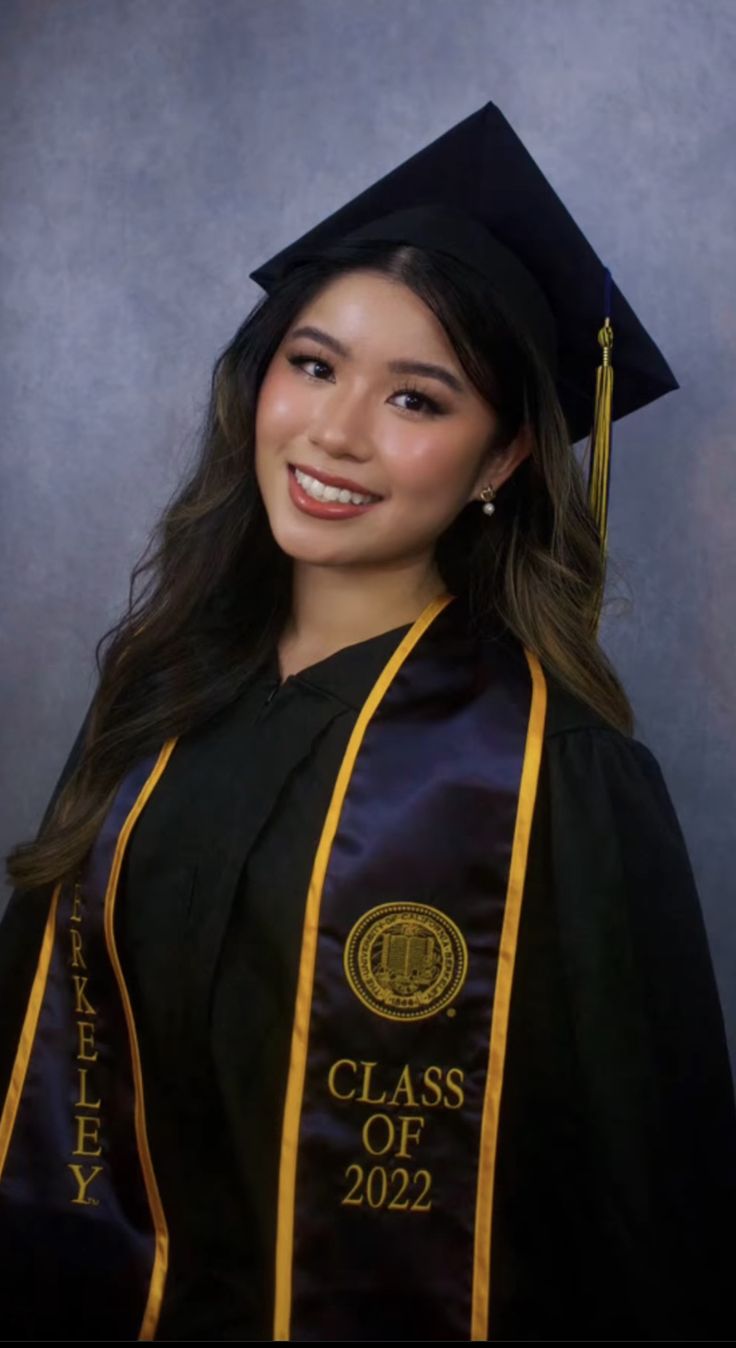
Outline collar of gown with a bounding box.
[260,620,416,712]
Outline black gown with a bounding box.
[1,617,735,1341]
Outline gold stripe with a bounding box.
[470,647,548,1339]
[272,592,455,1341]
[101,738,179,1342]
[0,882,62,1177]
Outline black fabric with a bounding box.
[2,622,735,1340]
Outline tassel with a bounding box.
[586,268,614,636]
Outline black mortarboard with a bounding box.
[249,101,679,631]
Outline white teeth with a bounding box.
[293,467,379,506]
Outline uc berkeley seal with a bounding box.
[343,901,468,1022]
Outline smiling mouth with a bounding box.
[287,464,384,517]
[288,463,383,504]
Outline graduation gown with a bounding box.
[1,595,735,1341]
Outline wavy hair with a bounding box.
[6,237,633,892]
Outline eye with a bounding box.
[288,353,333,382]
[395,381,443,417]
[286,352,445,417]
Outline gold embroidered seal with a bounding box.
[343,902,468,1022]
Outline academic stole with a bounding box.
[0,745,175,1340]
[0,592,547,1341]
[275,593,547,1341]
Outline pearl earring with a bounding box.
[479,484,497,516]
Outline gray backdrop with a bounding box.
[2,0,734,1067]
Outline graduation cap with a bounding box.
[249,100,679,632]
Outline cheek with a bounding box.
[383,432,472,498]
[255,366,305,442]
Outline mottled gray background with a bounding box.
[1,1,734,1063]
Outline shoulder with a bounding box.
[477,622,662,780]
[532,672,710,976]
[538,666,674,818]
[541,666,653,761]
[541,666,621,740]
[535,667,696,875]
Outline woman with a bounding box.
[2,103,735,1341]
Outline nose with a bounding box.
[307,385,371,460]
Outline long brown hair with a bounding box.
[6,237,634,894]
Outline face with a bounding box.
[254,271,531,573]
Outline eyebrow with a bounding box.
[287,324,466,395]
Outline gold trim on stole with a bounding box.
[103,738,178,1341]
[272,599,548,1342]
[0,882,62,1176]
[0,738,180,1342]
[471,647,547,1340]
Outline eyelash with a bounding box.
[286,351,445,417]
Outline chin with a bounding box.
[265,515,359,565]
[284,541,371,568]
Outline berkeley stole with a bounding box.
[0,592,549,1340]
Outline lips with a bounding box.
[287,464,382,519]
[289,461,383,499]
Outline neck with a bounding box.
[282,557,448,654]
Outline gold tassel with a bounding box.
[586,314,614,636]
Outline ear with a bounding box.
[467,422,533,505]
